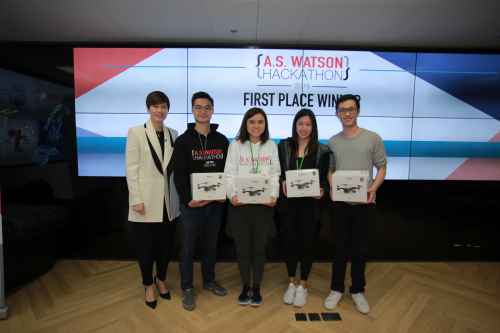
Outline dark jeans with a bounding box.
[229,204,273,286]
[329,201,377,294]
[282,198,317,281]
[179,202,223,290]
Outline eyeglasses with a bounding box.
[193,105,213,112]
[337,107,358,115]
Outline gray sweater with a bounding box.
[328,128,387,204]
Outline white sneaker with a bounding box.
[352,293,370,314]
[324,290,343,310]
[283,282,296,304]
[293,286,308,307]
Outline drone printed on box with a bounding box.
[337,184,363,194]
[197,182,223,192]
[242,187,268,196]
[290,179,316,189]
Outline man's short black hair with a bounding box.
[191,92,214,107]
[336,94,360,111]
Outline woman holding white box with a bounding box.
[276,109,332,307]
[224,107,280,307]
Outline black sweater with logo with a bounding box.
[173,123,229,206]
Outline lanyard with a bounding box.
[198,132,207,161]
[296,146,308,170]
[249,140,261,174]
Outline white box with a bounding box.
[191,173,226,201]
[285,169,320,198]
[237,176,271,204]
[331,170,369,202]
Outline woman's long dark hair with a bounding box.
[291,109,318,159]
[236,108,270,144]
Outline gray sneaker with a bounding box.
[182,288,196,311]
[202,280,227,296]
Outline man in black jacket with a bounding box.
[173,92,229,311]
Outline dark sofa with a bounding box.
[2,203,70,289]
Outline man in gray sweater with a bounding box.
[324,94,387,314]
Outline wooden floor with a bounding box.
[1,261,499,333]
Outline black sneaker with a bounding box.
[250,285,262,307]
[238,284,252,305]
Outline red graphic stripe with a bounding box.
[488,131,500,142]
[446,158,500,180]
[74,48,163,98]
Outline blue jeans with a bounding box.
[179,202,223,290]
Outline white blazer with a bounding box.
[125,119,181,222]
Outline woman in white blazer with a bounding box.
[125,91,180,309]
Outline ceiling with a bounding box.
[1,0,499,87]
[1,0,499,49]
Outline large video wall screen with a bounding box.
[74,48,500,180]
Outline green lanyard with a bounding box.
[296,146,308,170]
[249,140,261,174]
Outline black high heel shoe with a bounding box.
[155,275,171,300]
[145,287,157,309]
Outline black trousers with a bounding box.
[329,201,377,294]
[132,203,177,286]
[282,198,318,281]
[229,204,273,286]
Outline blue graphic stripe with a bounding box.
[77,137,500,158]
[103,66,245,68]
[359,69,497,74]
[77,137,127,154]
[411,141,500,158]
[380,141,410,157]
[317,140,410,157]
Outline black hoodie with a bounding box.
[173,123,229,206]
